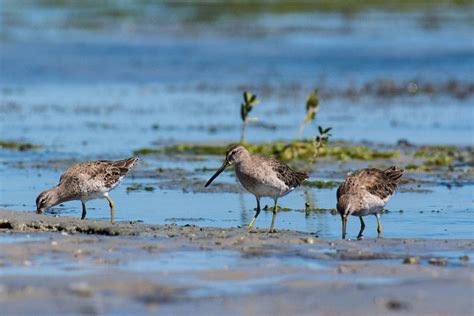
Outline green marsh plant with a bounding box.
[313,126,332,155]
[296,90,319,142]
[240,91,260,143]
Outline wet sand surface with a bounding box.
[0,209,472,315]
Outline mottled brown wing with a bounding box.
[56,161,107,194]
[102,157,139,188]
[339,167,403,200]
[337,171,360,199]
[59,157,138,189]
[367,167,404,199]
[110,157,139,177]
[267,157,308,188]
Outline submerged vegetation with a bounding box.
[126,184,155,192]
[0,140,42,151]
[134,141,398,162]
[21,0,473,29]
[303,180,340,189]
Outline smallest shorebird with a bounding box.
[337,166,404,240]
[205,145,308,233]
[36,157,139,224]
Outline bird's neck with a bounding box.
[234,155,252,169]
[49,185,71,204]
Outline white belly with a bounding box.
[235,169,290,200]
[77,176,123,202]
[355,193,389,216]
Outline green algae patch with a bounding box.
[303,180,340,189]
[126,184,155,192]
[245,141,398,161]
[0,140,42,151]
[414,145,459,158]
[423,155,453,167]
[412,145,460,168]
[405,164,432,172]
[134,144,227,156]
[135,141,399,162]
[133,148,161,155]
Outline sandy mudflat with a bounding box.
[0,208,472,315]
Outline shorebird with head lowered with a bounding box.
[205,145,308,233]
[36,157,139,224]
[337,166,404,240]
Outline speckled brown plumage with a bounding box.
[59,157,139,193]
[36,157,139,224]
[337,166,403,201]
[265,157,309,189]
[337,166,404,239]
[205,145,309,232]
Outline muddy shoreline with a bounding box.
[0,209,472,315]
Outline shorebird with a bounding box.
[337,166,404,240]
[35,157,139,224]
[205,145,308,233]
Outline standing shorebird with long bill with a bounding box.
[205,145,308,233]
[337,166,403,240]
[36,157,139,224]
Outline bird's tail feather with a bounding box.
[113,157,139,175]
[384,166,404,183]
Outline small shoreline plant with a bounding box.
[313,126,332,156]
[296,90,319,142]
[240,91,259,143]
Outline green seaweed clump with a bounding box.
[135,141,398,162]
[303,180,340,189]
[405,164,432,172]
[414,145,458,158]
[423,155,453,167]
[0,140,42,151]
[126,184,155,192]
[246,141,398,161]
[133,148,161,155]
[133,144,227,156]
[262,205,292,212]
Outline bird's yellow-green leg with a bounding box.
[357,216,365,240]
[248,197,261,230]
[105,195,115,225]
[268,199,278,233]
[375,213,382,238]
[81,201,87,220]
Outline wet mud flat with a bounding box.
[0,209,472,315]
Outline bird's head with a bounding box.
[225,144,249,165]
[204,144,250,187]
[337,195,353,240]
[35,189,60,214]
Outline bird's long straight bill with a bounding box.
[204,160,229,187]
[341,215,347,239]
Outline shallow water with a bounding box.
[1,2,473,239]
[2,163,473,239]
